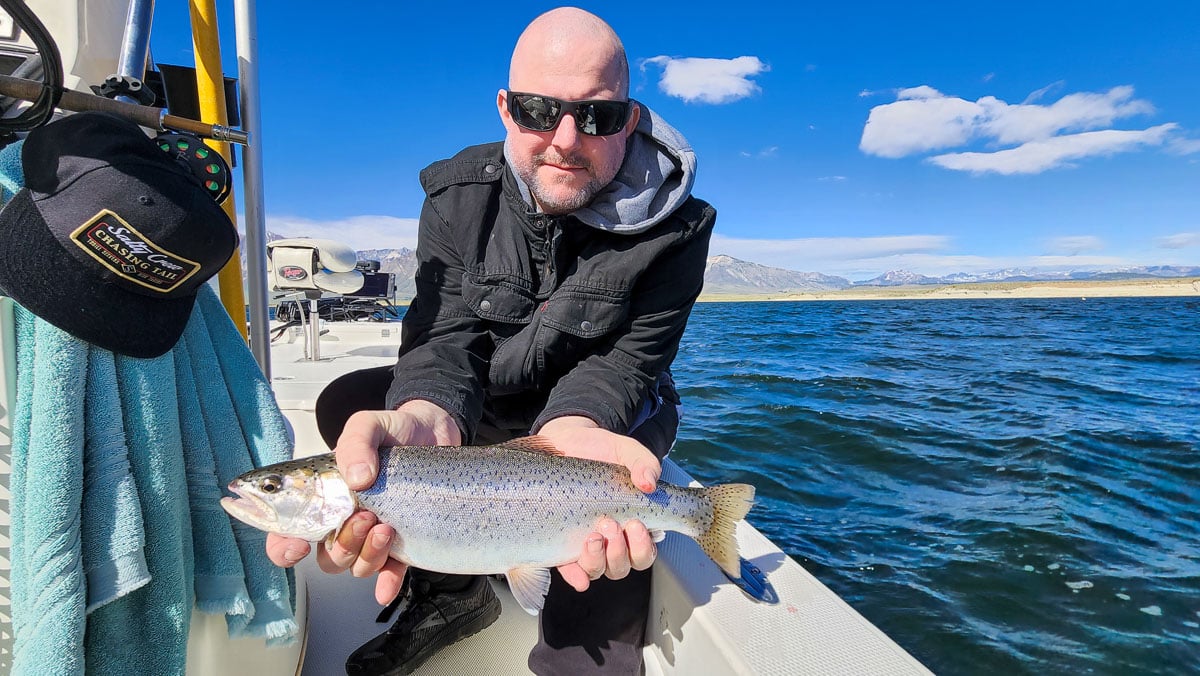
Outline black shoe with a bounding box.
[344,574,502,676]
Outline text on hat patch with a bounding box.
[70,209,202,293]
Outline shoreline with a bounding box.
[697,277,1200,303]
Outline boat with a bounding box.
[0,2,931,673]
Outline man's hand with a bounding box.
[264,399,461,605]
[535,416,662,592]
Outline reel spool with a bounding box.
[154,132,231,203]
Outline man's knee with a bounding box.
[314,364,395,448]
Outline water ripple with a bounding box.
[672,297,1200,675]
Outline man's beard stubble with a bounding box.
[523,150,606,215]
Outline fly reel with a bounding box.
[154,132,232,204]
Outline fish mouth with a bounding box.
[220,485,278,528]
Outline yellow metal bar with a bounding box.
[189,0,248,341]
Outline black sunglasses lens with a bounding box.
[576,101,629,136]
[512,95,561,131]
[510,94,630,136]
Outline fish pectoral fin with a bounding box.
[648,529,667,543]
[505,566,551,616]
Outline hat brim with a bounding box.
[0,188,197,358]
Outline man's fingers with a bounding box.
[318,511,377,573]
[600,519,630,580]
[350,523,396,578]
[625,519,657,571]
[374,560,409,606]
[556,563,592,592]
[613,437,661,493]
[334,411,389,490]
[577,532,607,581]
[265,533,310,568]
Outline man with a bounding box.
[266,7,714,675]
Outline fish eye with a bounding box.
[259,475,283,493]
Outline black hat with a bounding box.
[0,112,238,358]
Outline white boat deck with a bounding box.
[269,318,933,676]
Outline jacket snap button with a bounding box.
[484,164,498,174]
[480,300,492,312]
[580,320,593,331]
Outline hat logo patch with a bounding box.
[70,209,202,293]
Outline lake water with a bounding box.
[669,297,1200,675]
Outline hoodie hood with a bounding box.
[505,102,697,235]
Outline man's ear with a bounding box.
[625,101,641,134]
[497,89,510,123]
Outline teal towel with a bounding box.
[10,305,88,676]
[81,349,151,612]
[0,138,22,200]
[173,331,254,620]
[84,349,195,675]
[181,287,296,643]
[9,286,298,674]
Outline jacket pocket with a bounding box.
[462,272,535,323]
[540,286,630,338]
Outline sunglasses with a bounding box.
[506,91,633,137]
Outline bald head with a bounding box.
[509,8,629,99]
[499,8,639,214]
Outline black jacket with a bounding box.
[385,142,715,444]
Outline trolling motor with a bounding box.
[267,239,364,361]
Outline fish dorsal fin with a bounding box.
[496,435,563,456]
[505,566,551,615]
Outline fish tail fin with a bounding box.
[695,483,756,578]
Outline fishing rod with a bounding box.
[0,73,250,146]
[0,0,248,146]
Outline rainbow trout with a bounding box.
[221,436,755,614]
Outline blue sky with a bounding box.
[151,1,1200,281]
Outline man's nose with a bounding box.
[550,112,582,149]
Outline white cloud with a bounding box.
[860,86,985,158]
[896,85,943,100]
[987,86,1154,145]
[859,84,1181,173]
[1044,235,1105,255]
[1021,80,1063,104]
[707,232,1197,280]
[641,56,768,104]
[1167,137,1200,155]
[263,214,420,251]
[928,124,1177,175]
[710,233,952,277]
[738,146,777,158]
[1155,232,1200,249]
[1023,254,1130,268]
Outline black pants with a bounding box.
[315,365,678,675]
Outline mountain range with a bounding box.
[256,235,1199,298]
